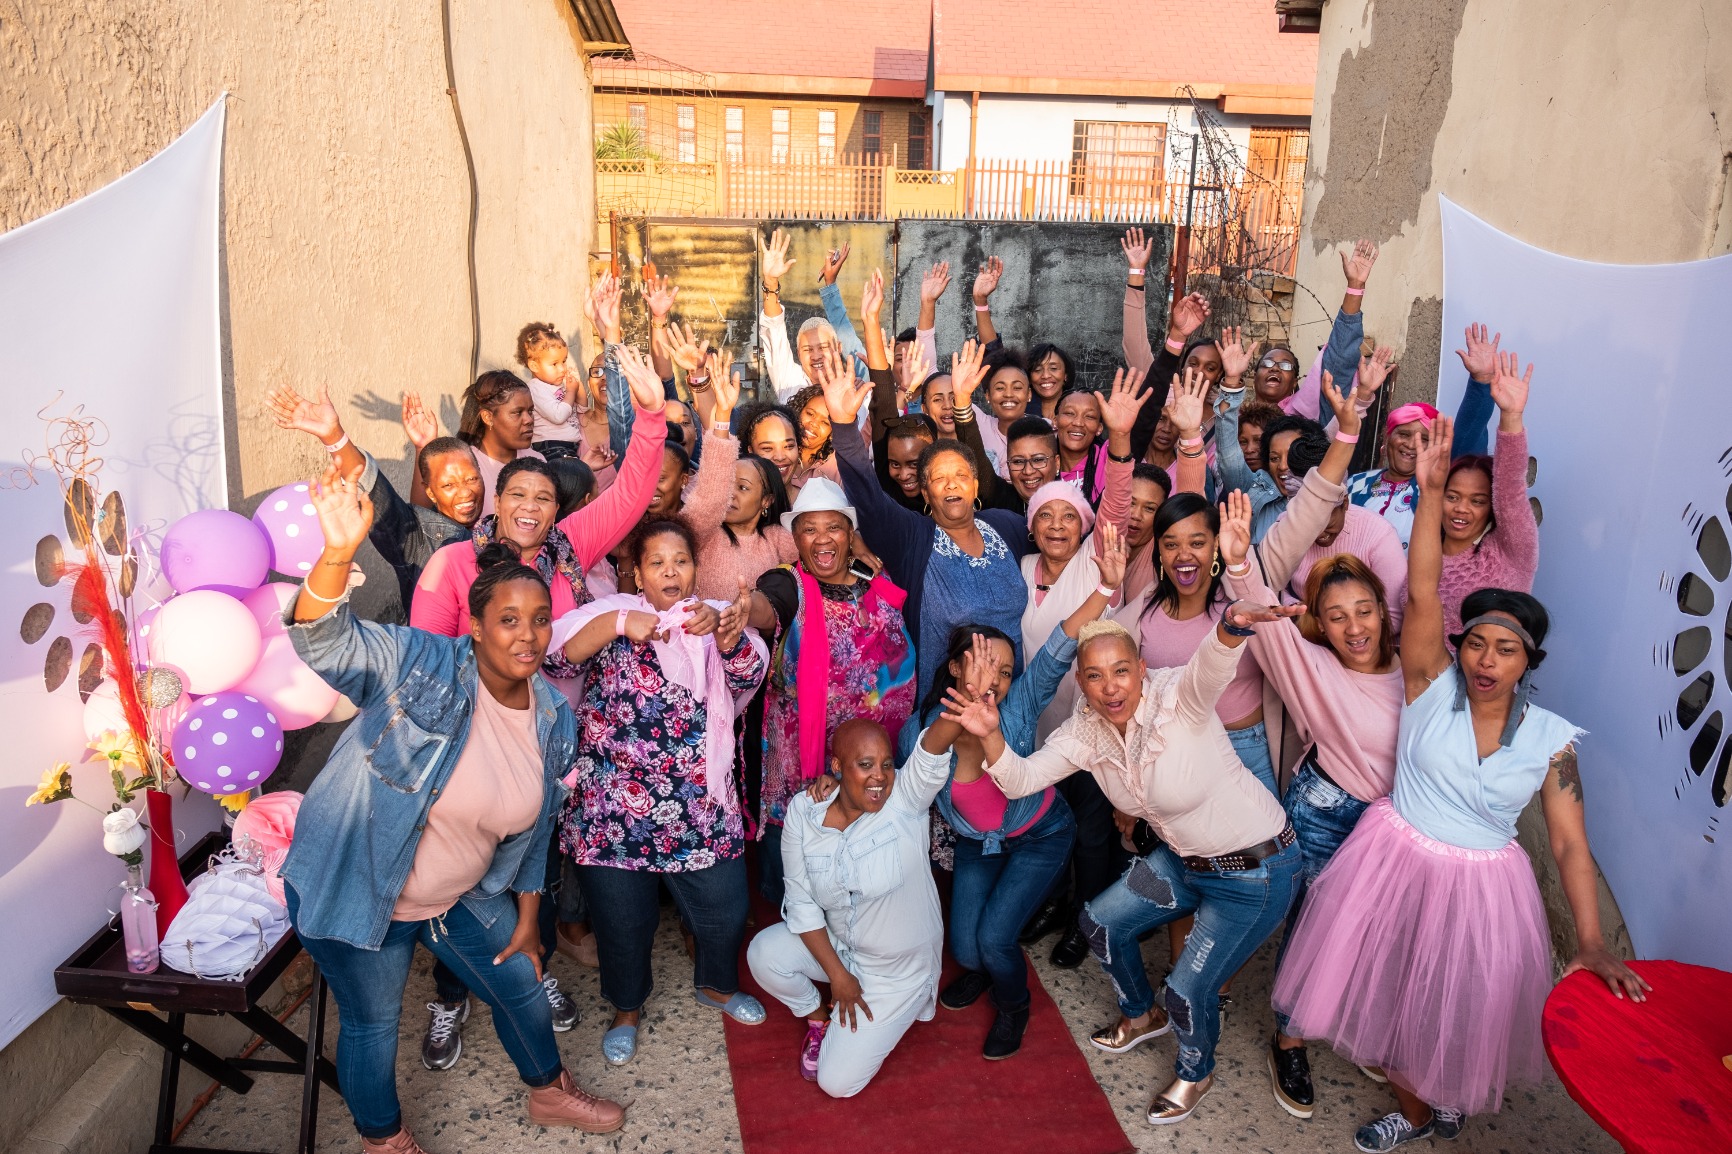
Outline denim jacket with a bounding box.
[282,599,575,949]
[913,625,1078,854]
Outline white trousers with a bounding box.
[746,922,929,1099]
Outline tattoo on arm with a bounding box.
[1553,745,1582,803]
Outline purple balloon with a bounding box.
[160,510,270,594]
[172,692,285,795]
[252,483,327,576]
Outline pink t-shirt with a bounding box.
[1137,601,1264,726]
[951,774,1053,837]
[475,446,546,517]
[392,686,542,922]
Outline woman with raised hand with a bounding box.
[1271,416,1647,1153]
[283,464,625,1152]
[411,343,669,706]
[1433,349,1541,638]
[690,354,799,601]
[551,518,770,1067]
[946,598,1304,1127]
[748,477,917,906]
[746,718,954,1097]
[1217,489,1404,1121]
[824,345,1031,704]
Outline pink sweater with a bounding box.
[1223,562,1403,803]
[412,409,667,645]
[1437,427,1538,640]
[685,435,800,601]
[1253,469,1407,634]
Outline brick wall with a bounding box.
[595,91,930,165]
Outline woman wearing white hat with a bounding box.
[746,476,917,905]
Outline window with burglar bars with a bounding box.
[1068,120,1167,198]
[772,107,790,163]
[676,104,696,163]
[724,106,744,162]
[863,110,883,158]
[818,109,837,162]
[908,110,927,168]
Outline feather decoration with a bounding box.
[65,561,165,782]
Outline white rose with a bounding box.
[102,807,148,857]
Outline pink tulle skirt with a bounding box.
[1271,797,1552,1115]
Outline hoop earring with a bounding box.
[1210,555,1222,577]
[973,497,983,511]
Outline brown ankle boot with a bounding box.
[526,1069,626,1133]
[360,1128,431,1153]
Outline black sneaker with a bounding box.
[1018,900,1068,944]
[1354,1111,1435,1152]
[1050,925,1090,968]
[543,975,579,1032]
[1432,1106,1464,1140]
[420,999,468,1070]
[1268,1035,1315,1119]
[982,1002,1030,1060]
[939,970,992,1011]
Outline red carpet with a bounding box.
[723,893,1133,1154]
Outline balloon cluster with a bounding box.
[83,486,345,797]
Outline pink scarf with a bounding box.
[794,567,907,781]
[551,593,767,809]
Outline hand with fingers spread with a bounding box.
[643,271,680,321]
[1357,344,1395,409]
[1121,226,1155,276]
[961,631,999,704]
[1320,369,1364,439]
[309,462,375,559]
[1164,366,1210,440]
[1167,291,1211,343]
[589,271,623,344]
[1218,490,1254,569]
[1415,414,1456,493]
[971,255,1004,303]
[1095,520,1128,590]
[1490,350,1533,430]
[760,228,796,284]
[941,685,1001,739]
[614,344,668,414]
[1223,599,1304,630]
[663,321,710,375]
[898,337,932,404]
[265,383,342,442]
[401,390,442,450]
[715,577,752,653]
[920,260,951,304]
[816,345,872,424]
[861,268,884,328]
[1215,325,1259,384]
[1454,322,1501,384]
[1099,366,1152,442]
[708,348,739,422]
[830,968,873,1032]
[820,242,852,286]
[1562,946,1652,1003]
[1341,238,1379,291]
[950,338,990,403]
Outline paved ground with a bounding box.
[181,910,1616,1154]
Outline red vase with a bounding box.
[144,789,189,935]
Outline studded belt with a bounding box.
[1181,822,1297,873]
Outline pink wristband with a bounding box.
[974,303,991,312]
[615,609,630,636]
[1165,337,1185,353]
[1096,583,1119,599]
[1335,431,1359,444]
[1225,562,1251,578]
[1344,286,1365,297]
[1178,435,1204,449]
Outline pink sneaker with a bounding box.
[799,1019,828,1081]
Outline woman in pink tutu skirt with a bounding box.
[1270,402,1649,1153]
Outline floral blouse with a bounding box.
[560,633,767,872]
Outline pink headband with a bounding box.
[1386,402,1439,434]
[1025,480,1096,534]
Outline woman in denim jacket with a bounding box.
[282,465,624,1153]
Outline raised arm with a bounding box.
[823,353,928,579]
[1094,368,1148,549]
[1130,291,1206,461]
[1163,363,1213,498]
[1486,350,1539,580]
[758,228,808,402]
[1450,323,1499,457]
[819,243,868,377]
[947,340,1008,506]
[560,344,669,570]
[642,270,680,383]
[1212,383,1257,496]
[1121,227,1157,373]
[263,383,367,482]
[1221,490,1333,715]
[971,256,1003,348]
[1402,416,1455,696]
[915,261,948,376]
[1288,239,1378,421]
[400,390,443,509]
[948,690,1080,799]
[679,429,740,547]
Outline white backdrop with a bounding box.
[0,102,228,1047]
[1437,196,1732,969]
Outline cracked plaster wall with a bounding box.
[1295,0,1732,405]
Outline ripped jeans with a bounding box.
[1082,841,1301,1081]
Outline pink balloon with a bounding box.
[160,509,271,594]
[149,591,263,695]
[252,484,327,576]
[232,633,338,730]
[242,582,300,639]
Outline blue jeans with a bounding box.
[285,885,560,1139]
[576,856,748,1012]
[1273,761,1371,1036]
[1228,720,1279,797]
[1081,840,1301,1081]
[950,800,1076,1010]
[434,838,574,1005]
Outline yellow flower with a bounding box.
[216,791,251,814]
[27,763,73,806]
[84,729,143,771]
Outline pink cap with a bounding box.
[1025,480,1096,534]
[1386,402,1440,434]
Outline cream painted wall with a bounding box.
[1294,0,1732,398]
[2,0,599,526]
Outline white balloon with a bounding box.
[148,590,263,694]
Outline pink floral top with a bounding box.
[559,632,767,872]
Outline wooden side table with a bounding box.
[54,832,340,1154]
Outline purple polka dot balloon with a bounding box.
[251,483,326,576]
[172,692,285,795]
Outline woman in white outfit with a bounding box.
[746,718,951,1098]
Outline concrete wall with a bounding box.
[1295,0,1732,963]
[1294,0,1732,406]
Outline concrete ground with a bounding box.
[180,910,1617,1154]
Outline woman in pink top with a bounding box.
[413,344,670,708]
[1434,351,1541,639]
[1220,491,1404,1122]
[458,370,545,517]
